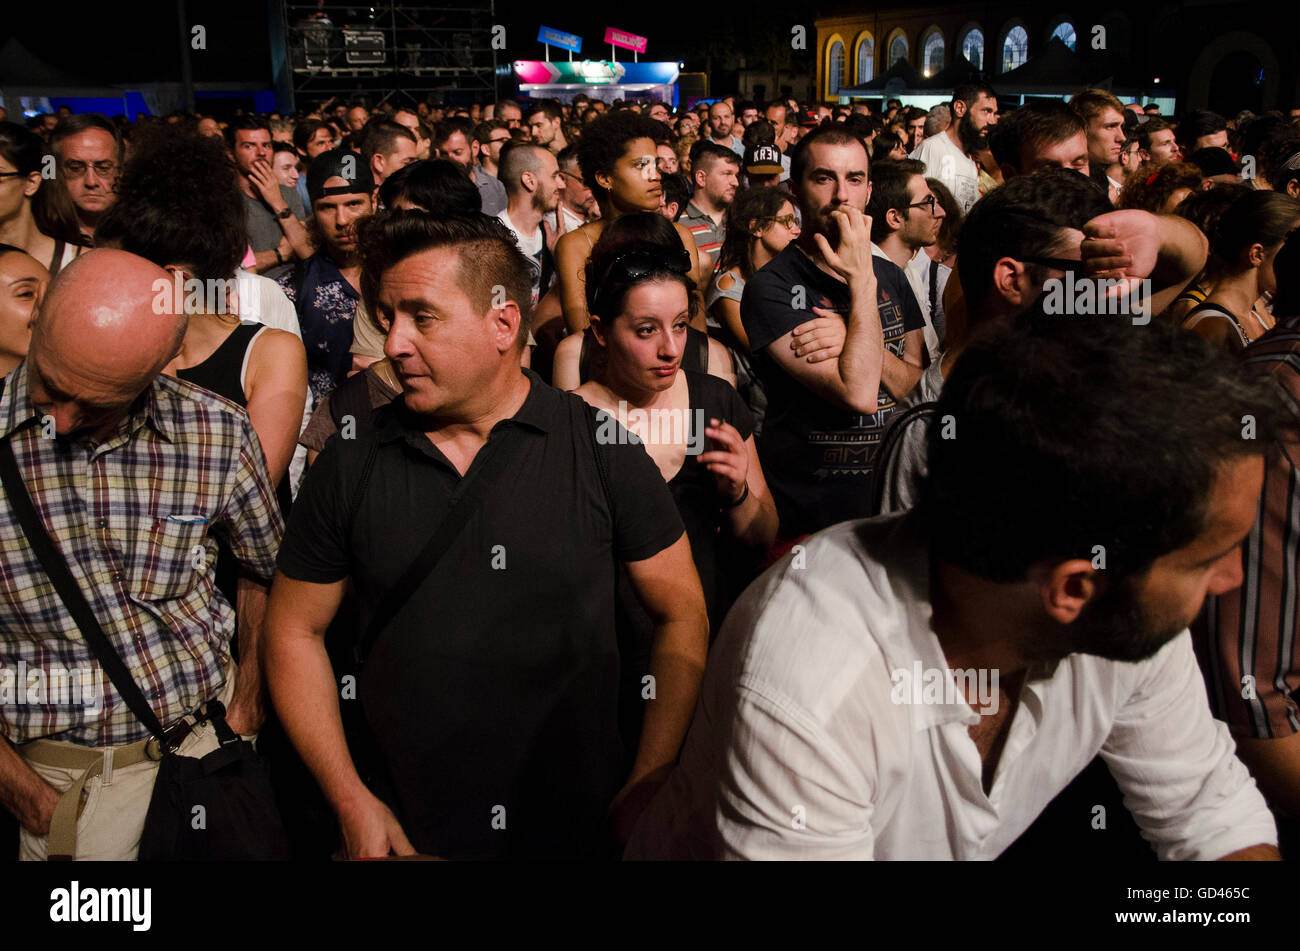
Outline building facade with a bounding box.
[814,2,1298,115]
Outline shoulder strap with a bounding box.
[0,433,167,741]
[329,368,373,431]
[870,401,937,516]
[48,240,66,278]
[929,259,939,319]
[583,404,615,516]
[352,425,523,667]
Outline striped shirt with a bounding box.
[1192,317,1300,739]
[681,201,725,271]
[0,361,283,746]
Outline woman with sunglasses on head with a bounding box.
[553,213,734,391]
[571,232,778,646]
[1182,190,1300,353]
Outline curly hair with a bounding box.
[94,126,245,282]
[575,111,667,205]
[1116,161,1203,213]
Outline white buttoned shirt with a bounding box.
[626,511,1277,860]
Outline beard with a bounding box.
[958,112,990,153]
[1024,571,1191,665]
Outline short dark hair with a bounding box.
[0,121,44,176]
[689,140,740,180]
[952,83,996,111]
[990,101,1086,173]
[866,158,927,242]
[377,159,481,215]
[524,99,563,123]
[474,119,508,145]
[358,211,535,348]
[576,111,668,204]
[433,116,477,148]
[1177,109,1228,149]
[1133,117,1173,153]
[293,118,330,154]
[1256,129,1300,190]
[95,127,245,283]
[360,118,417,167]
[223,115,270,150]
[789,123,868,186]
[922,317,1293,582]
[497,141,551,193]
[660,172,691,221]
[50,113,122,162]
[957,167,1112,317]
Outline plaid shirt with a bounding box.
[0,361,283,746]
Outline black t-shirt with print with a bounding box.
[741,243,924,536]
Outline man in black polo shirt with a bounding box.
[741,124,925,539]
[265,213,707,860]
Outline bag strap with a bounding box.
[352,424,523,667]
[870,401,937,516]
[0,424,167,742]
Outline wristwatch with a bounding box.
[276,206,293,220]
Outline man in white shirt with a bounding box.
[495,142,564,307]
[910,83,998,214]
[867,158,945,362]
[627,318,1285,861]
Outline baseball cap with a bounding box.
[800,109,821,128]
[306,146,376,202]
[746,144,783,175]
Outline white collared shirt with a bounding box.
[627,512,1277,860]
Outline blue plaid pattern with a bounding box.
[0,361,283,745]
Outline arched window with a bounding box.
[889,33,909,68]
[1050,21,1077,50]
[922,29,945,77]
[1002,25,1028,72]
[856,35,874,83]
[827,40,845,96]
[961,28,984,70]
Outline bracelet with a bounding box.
[725,482,750,509]
[274,248,284,266]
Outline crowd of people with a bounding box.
[1,84,1300,861]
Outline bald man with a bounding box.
[0,250,287,861]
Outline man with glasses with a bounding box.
[475,120,512,180]
[551,145,599,235]
[50,115,121,244]
[867,158,946,360]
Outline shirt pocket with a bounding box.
[129,518,209,603]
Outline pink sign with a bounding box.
[603,27,647,54]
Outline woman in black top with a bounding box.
[573,225,778,636]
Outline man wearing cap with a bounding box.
[278,149,376,408]
[745,145,785,189]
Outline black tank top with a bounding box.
[175,322,264,403]
[176,322,291,652]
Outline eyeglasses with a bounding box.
[61,160,118,180]
[906,195,939,214]
[487,136,511,145]
[759,213,799,229]
[0,171,27,180]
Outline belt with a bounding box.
[20,711,202,861]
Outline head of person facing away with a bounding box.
[955,167,1114,331]
[26,248,185,441]
[358,211,532,421]
[918,316,1294,666]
